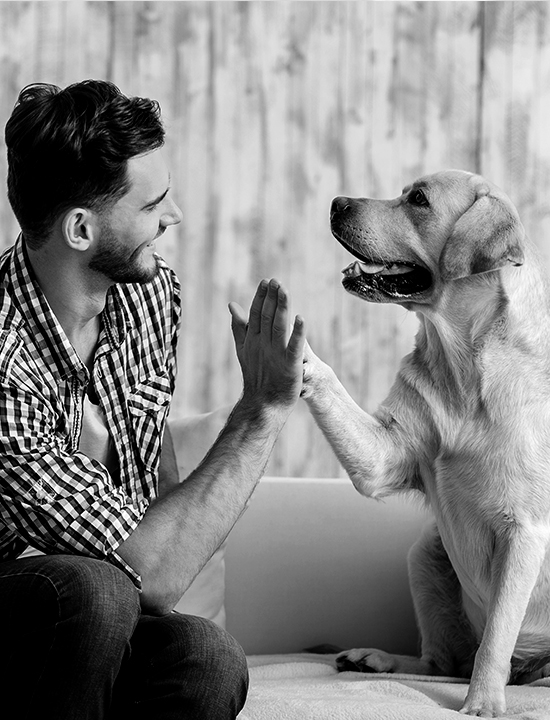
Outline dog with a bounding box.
[301,170,550,717]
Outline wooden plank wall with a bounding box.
[0,1,549,477]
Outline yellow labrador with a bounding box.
[301,170,550,717]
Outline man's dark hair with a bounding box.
[5,79,165,249]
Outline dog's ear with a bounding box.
[439,191,525,281]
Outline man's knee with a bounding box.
[1,555,140,644]
[136,613,249,718]
[178,614,249,717]
[0,555,141,716]
[54,556,142,646]
[184,615,248,684]
[148,612,247,676]
[182,615,249,718]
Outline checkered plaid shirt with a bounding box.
[0,236,181,584]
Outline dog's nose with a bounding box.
[331,196,351,219]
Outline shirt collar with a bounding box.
[102,284,134,350]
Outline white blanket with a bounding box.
[239,654,550,719]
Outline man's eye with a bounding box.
[409,189,429,207]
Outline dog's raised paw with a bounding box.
[336,648,396,673]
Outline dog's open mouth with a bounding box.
[341,258,432,299]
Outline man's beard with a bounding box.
[88,226,161,284]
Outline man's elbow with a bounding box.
[138,569,196,616]
[139,586,180,616]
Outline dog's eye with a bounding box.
[409,189,429,207]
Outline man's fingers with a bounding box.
[271,284,290,344]
[248,279,270,335]
[232,279,305,366]
[260,279,282,338]
[228,302,248,347]
[287,315,306,359]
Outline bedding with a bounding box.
[239,654,550,719]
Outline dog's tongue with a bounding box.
[342,261,414,277]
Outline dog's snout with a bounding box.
[331,196,352,219]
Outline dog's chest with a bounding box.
[425,410,548,527]
[419,408,550,609]
[420,450,497,605]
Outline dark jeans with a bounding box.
[0,554,248,719]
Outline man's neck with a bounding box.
[26,242,111,370]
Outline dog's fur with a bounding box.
[302,170,550,717]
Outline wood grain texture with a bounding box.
[0,1,548,476]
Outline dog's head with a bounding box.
[330,170,525,306]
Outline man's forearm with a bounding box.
[116,396,288,614]
[118,278,305,614]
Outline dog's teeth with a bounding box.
[342,261,415,277]
[342,262,385,276]
[380,264,415,276]
[342,261,364,277]
[360,263,386,274]
[342,261,386,277]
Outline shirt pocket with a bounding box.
[128,374,172,472]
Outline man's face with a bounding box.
[89,148,182,284]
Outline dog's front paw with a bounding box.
[459,687,506,717]
[336,648,397,674]
[300,341,335,401]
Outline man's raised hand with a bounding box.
[229,279,306,410]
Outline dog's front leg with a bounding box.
[301,342,414,497]
[461,524,549,717]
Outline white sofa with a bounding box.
[223,476,428,656]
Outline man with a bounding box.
[0,80,306,719]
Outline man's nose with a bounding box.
[162,198,183,226]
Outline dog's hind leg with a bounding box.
[510,657,550,684]
[337,522,478,678]
[408,522,478,677]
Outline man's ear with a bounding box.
[439,191,525,281]
[61,208,96,252]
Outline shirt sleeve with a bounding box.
[0,341,150,585]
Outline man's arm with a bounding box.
[116,279,306,615]
[158,406,234,498]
